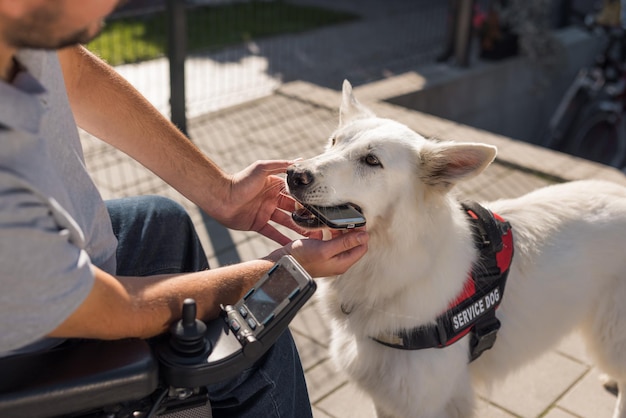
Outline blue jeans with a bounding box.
[106,196,313,418]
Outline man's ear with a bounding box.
[419,141,497,191]
[339,79,375,127]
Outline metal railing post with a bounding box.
[454,0,474,67]
[167,0,188,136]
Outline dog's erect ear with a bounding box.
[340,80,375,127]
[420,142,497,191]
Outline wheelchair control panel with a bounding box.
[158,255,316,388]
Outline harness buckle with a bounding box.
[469,315,501,361]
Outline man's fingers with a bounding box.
[340,231,369,252]
[276,192,297,214]
[323,231,368,259]
[255,160,296,176]
[325,231,369,275]
[269,207,326,239]
[257,223,292,246]
[269,209,303,234]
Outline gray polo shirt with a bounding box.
[0,49,118,354]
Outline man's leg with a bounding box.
[207,329,312,418]
[106,195,312,418]
[106,195,209,276]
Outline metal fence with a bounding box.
[86,0,598,135]
[87,0,450,132]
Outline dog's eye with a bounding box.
[330,137,336,146]
[363,154,382,167]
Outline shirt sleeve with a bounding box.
[0,171,95,354]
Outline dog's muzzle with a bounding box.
[286,166,314,193]
[291,203,325,228]
[286,166,322,228]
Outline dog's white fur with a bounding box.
[286,81,626,418]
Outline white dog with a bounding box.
[286,80,626,418]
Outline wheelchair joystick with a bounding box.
[169,298,210,357]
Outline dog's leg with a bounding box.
[601,374,619,396]
[579,277,626,418]
[613,381,626,418]
[444,391,476,418]
[374,404,396,418]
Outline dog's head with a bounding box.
[286,80,496,233]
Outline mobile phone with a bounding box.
[301,203,366,229]
[223,255,316,354]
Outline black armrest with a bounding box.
[0,339,159,418]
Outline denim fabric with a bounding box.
[106,195,209,276]
[106,196,312,417]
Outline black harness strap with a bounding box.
[371,201,514,362]
[462,201,512,361]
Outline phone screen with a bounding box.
[316,205,364,223]
[245,265,298,324]
[307,204,365,228]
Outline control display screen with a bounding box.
[245,265,298,323]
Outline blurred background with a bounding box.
[84,0,621,165]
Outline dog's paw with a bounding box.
[599,373,619,396]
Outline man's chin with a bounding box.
[54,22,104,49]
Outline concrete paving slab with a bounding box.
[291,331,329,372]
[542,407,581,418]
[313,406,335,418]
[475,399,518,418]
[558,368,617,418]
[315,382,376,418]
[290,299,333,348]
[475,352,588,418]
[302,359,347,404]
[556,332,594,366]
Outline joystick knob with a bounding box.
[170,298,209,356]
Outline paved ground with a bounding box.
[81,77,626,417]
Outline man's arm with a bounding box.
[57,45,231,221]
[48,260,273,340]
[48,230,368,340]
[57,45,306,244]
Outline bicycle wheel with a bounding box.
[543,81,593,150]
[564,107,626,168]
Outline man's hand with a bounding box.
[265,230,369,277]
[210,160,321,245]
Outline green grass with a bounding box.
[87,1,358,65]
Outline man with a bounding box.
[0,1,369,416]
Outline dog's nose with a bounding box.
[287,166,314,189]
